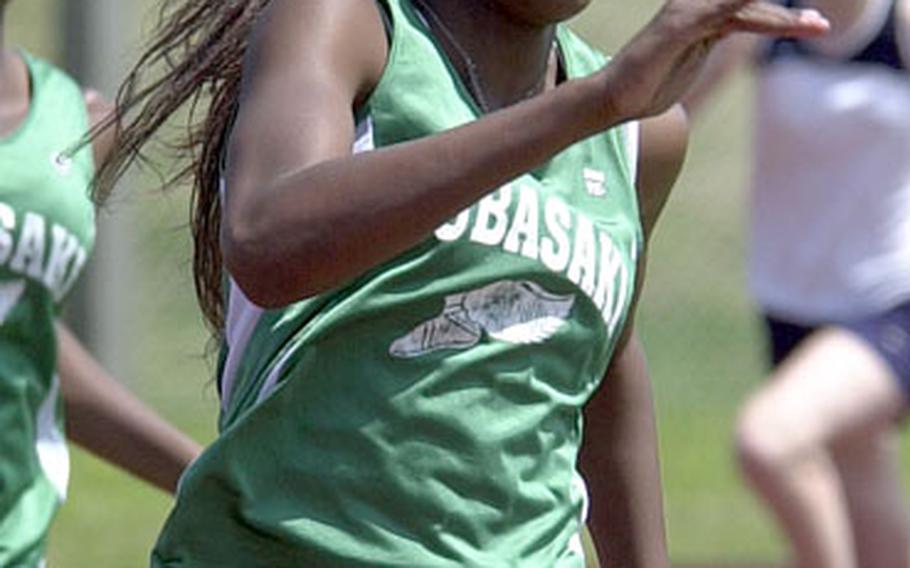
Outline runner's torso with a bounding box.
[154,2,641,565]
[0,51,95,567]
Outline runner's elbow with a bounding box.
[221,223,316,308]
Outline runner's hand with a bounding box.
[600,0,829,122]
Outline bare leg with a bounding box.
[735,329,906,568]
[831,427,910,568]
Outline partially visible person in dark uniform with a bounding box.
[686,1,910,565]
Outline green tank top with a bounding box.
[0,51,95,567]
[154,2,641,566]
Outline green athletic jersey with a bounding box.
[154,2,641,566]
[0,52,95,567]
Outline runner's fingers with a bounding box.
[729,3,829,37]
[657,0,827,46]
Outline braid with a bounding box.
[93,0,271,333]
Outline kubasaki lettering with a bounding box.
[0,202,88,302]
[435,182,635,336]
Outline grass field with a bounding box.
[9,0,910,566]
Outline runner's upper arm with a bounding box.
[636,104,688,241]
[223,0,388,244]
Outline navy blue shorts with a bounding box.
[764,299,910,396]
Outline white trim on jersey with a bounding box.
[624,120,640,186]
[226,117,379,410]
[567,532,587,564]
[220,280,265,412]
[254,345,298,406]
[565,470,591,564]
[352,116,376,155]
[218,178,267,412]
[35,374,69,501]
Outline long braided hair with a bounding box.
[93,0,271,332]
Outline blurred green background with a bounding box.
[9,0,905,566]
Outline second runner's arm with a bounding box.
[57,324,202,494]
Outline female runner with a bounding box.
[687,0,910,565]
[0,1,201,565]
[96,0,827,565]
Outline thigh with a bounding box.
[744,327,906,455]
[831,428,910,568]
